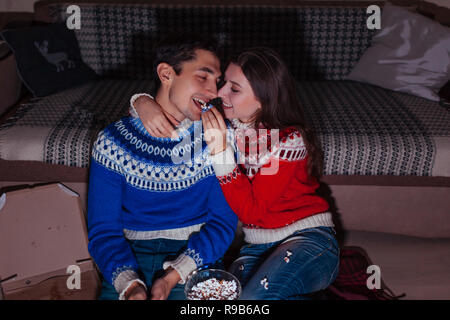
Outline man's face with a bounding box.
[168,49,221,121]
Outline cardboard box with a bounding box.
[0,183,100,300]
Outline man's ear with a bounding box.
[157,63,174,86]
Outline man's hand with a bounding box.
[134,95,178,138]
[150,267,181,300]
[124,281,147,300]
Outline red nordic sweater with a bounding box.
[210,119,330,229]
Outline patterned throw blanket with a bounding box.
[299,81,450,176]
[0,80,151,167]
[1,79,448,176]
[46,4,377,82]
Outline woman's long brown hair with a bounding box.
[230,47,323,178]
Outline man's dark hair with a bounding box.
[153,33,219,90]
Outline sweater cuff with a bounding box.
[113,269,147,300]
[210,145,237,177]
[130,93,154,118]
[163,254,197,284]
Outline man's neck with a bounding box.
[155,90,184,127]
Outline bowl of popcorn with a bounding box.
[185,269,241,300]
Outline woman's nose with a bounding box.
[217,86,226,98]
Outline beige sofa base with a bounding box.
[2,181,449,238]
[322,184,450,239]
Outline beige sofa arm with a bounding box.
[0,41,22,117]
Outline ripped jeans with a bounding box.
[228,226,339,300]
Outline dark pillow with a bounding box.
[0,22,98,97]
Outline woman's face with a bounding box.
[218,63,261,123]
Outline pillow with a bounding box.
[0,22,98,97]
[346,2,450,101]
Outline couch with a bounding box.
[0,0,449,300]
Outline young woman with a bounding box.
[130,47,339,300]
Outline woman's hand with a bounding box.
[134,96,178,138]
[202,107,228,155]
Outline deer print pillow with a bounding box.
[1,22,97,97]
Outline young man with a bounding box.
[87,34,237,300]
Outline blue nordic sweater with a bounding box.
[87,116,237,294]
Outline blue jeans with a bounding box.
[228,226,340,300]
[98,238,187,300]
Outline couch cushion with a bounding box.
[346,3,450,102]
[342,230,450,299]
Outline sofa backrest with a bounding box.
[35,1,384,81]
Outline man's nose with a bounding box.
[204,84,218,99]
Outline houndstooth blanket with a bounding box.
[45,4,376,81]
[1,79,449,176]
